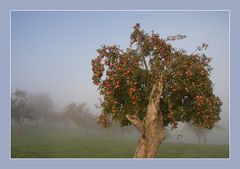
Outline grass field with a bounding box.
[11,126,229,158]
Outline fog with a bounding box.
[11,11,229,146]
[10,88,229,145]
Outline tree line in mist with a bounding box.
[11,88,136,138]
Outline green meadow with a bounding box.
[11,125,229,158]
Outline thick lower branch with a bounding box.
[126,114,145,134]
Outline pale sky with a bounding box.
[11,11,229,131]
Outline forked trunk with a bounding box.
[126,78,165,158]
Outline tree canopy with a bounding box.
[91,23,222,130]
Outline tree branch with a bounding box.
[126,114,145,134]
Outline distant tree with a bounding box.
[183,122,225,144]
[26,93,53,126]
[91,24,222,157]
[63,103,95,136]
[11,89,31,134]
[60,110,72,128]
[185,123,208,144]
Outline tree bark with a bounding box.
[126,78,166,158]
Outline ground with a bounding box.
[11,125,229,158]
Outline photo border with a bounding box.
[9,9,231,161]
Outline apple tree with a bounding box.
[91,24,222,158]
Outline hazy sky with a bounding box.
[11,11,229,129]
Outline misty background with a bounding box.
[11,11,229,145]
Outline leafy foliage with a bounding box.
[91,24,222,129]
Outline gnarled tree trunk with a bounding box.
[126,78,165,158]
